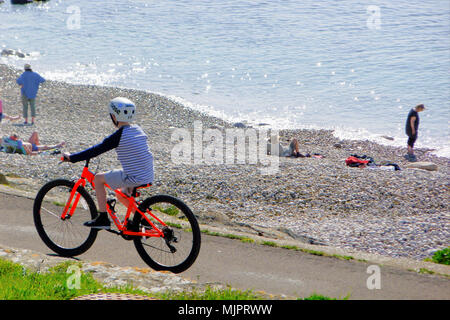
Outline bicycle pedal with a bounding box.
[106,229,121,236]
[126,219,137,231]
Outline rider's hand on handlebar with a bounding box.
[61,152,71,162]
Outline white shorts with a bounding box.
[104,169,142,196]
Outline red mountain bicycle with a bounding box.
[33,158,201,273]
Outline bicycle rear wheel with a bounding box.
[33,179,98,257]
[133,195,201,273]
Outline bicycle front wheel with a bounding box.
[133,195,201,273]
[33,179,98,257]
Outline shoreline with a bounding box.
[4,60,449,158]
[1,63,449,262]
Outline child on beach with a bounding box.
[62,97,154,229]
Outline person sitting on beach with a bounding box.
[283,138,301,157]
[0,97,20,123]
[62,97,154,230]
[267,137,325,158]
[0,131,65,155]
[267,137,301,157]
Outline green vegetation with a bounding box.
[201,229,255,243]
[153,205,179,216]
[301,293,351,300]
[261,241,277,247]
[407,267,449,279]
[281,244,355,261]
[166,221,183,229]
[0,258,261,300]
[52,201,67,207]
[0,258,347,300]
[201,228,358,261]
[430,247,450,265]
[0,259,104,300]
[302,294,334,300]
[417,268,435,275]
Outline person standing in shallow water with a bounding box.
[16,64,45,125]
[405,104,425,162]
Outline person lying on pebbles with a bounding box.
[0,131,65,155]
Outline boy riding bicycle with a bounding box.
[63,97,154,229]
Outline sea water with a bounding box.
[1,0,449,156]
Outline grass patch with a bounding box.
[0,259,102,300]
[430,247,450,265]
[300,293,351,300]
[153,205,179,216]
[201,229,255,244]
[0,259,159,300]
[300,248,325,256]
[0,258,264,300]
[417,268,435,275]
[52,201,66,207]
[332,254,354,261]
[0,258,355,300]
[201,229,356,261]
[166,221,183,229]
[302,294,334,300]
[408,267,450,279]
[261,241,277,247]
[281,245,354,261]
[281,245,299,250]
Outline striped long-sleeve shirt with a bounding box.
[70,125,154,184]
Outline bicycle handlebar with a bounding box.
[60,156,90,167]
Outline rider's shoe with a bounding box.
[84,212,111,230]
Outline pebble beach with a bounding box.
[0,63,449,261]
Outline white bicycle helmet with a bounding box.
[108,97,136,124]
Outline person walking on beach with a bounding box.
[405,104,425,162]
[16,64,45,125]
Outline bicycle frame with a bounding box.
[60,160,165,238]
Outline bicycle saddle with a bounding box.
[131,183,152,197]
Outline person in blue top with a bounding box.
[16,64,45,125]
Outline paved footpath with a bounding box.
[0,191,449,299]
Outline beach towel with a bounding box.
[1,136,27,155]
